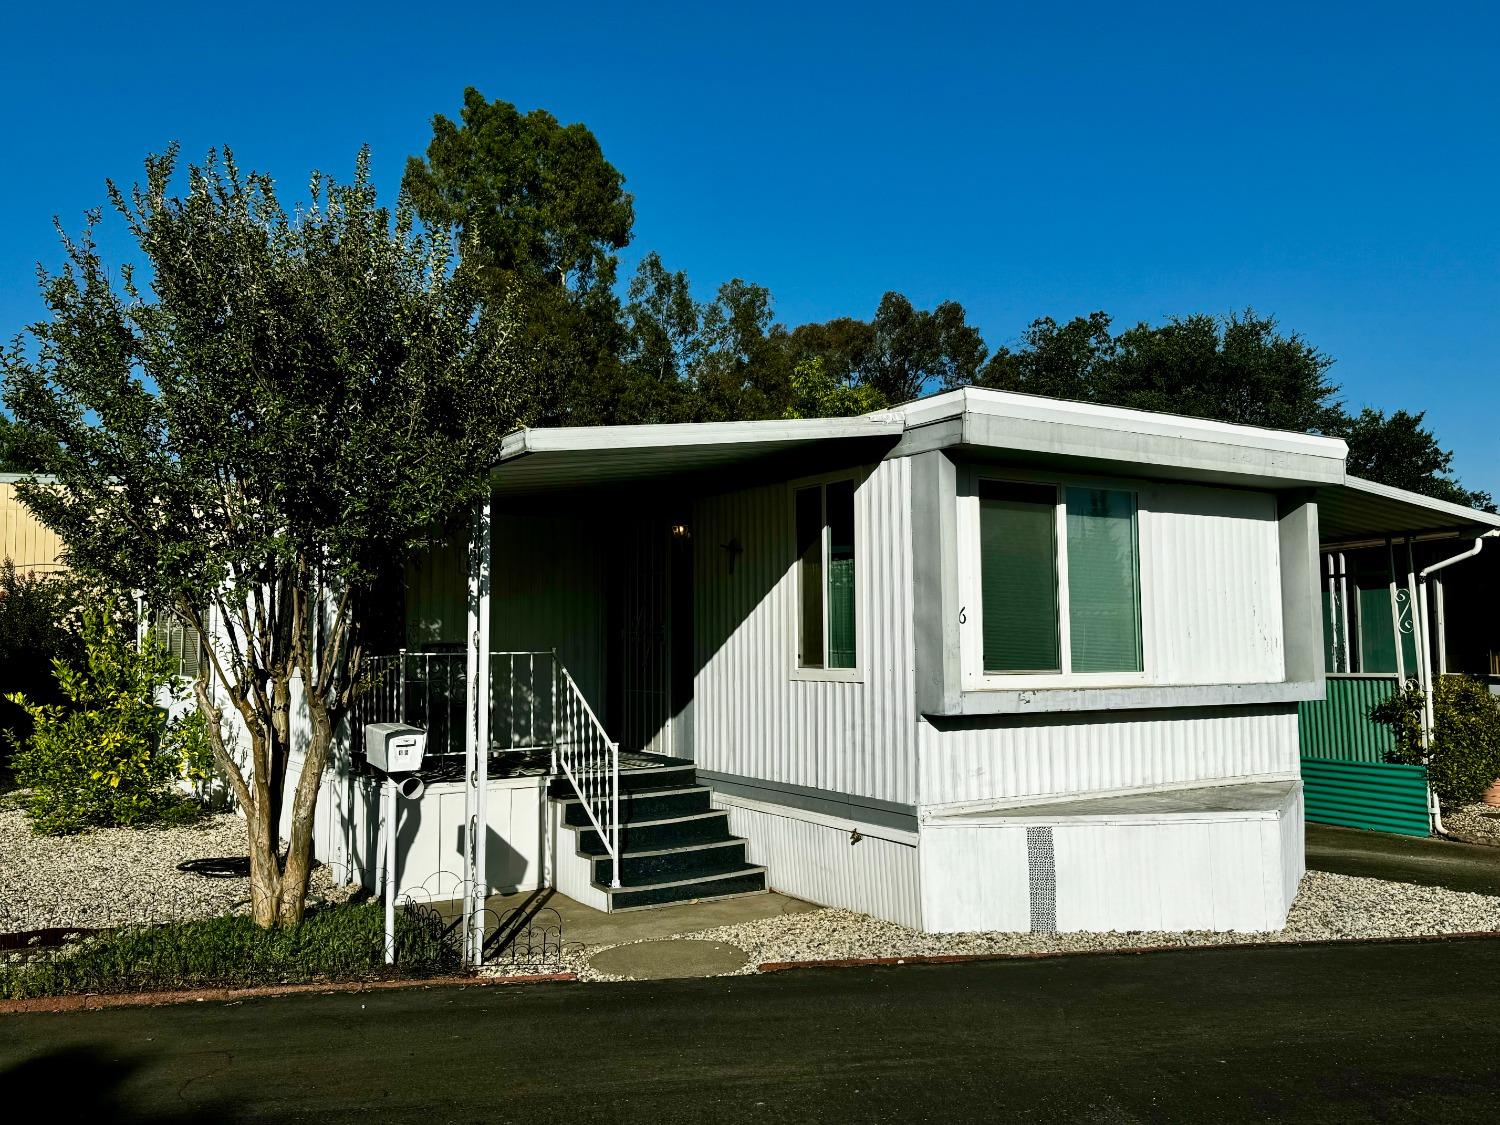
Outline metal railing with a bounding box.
[354,650,557,768]
[352,648,621,887]
[553,663,622,888]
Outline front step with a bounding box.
[554,761,767,911]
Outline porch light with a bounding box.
[670,521,691,540]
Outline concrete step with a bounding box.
[575,810,735,855]
[601,865,769,911]
[560,785,712,827]
[591,838,749,886]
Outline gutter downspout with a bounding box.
[1415,531,1499,834]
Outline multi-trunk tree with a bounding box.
[3,148,529,926]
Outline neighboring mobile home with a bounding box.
[306,388,1356,942]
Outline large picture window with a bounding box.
[795,478,857,671]
[977,479,1142,677]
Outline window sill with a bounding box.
[791,667,863,684]
[923,679,1323,719]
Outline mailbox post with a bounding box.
[365,723,427,965]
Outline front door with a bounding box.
[609,518,673,758]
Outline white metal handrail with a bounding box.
[553,659,621,888]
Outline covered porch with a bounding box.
[329,417,900,963]
[1301,476,1500,835]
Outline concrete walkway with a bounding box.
[1306,822,1500,895]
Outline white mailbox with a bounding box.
[364,723,426,774]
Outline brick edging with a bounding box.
[0,971,578,1015]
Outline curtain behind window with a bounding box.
[980,481,1060,672]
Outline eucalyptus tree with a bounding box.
[2,147,529,926]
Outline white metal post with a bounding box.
[383,777,397,965]
[1386,539,1405,683]
[462,492,493,967]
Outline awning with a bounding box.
[489,416,905,499]
[1317,475,1500,546]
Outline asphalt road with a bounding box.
[5,938,1500,1124]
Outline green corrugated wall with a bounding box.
[1300,759,1431,836]
[1298,676,1430,836]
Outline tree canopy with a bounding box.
[3,147,528,925]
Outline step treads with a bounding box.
[604,868,768,911]
[592,839,748,885]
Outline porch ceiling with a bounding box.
[489,417,906,498]
[1317,475,1500,546]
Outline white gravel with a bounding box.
[563,871,1500,980]
[0,803,350,933]
[651,871,1500,974]
[1443,801,1500,847]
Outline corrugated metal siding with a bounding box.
[404,512,608,708]
[918,706,1300,809]
[718,797,922,927]
[1301,758,1429,836]
[0,481,67,573]
[694,459,917,806]
[1298,676,1400,762]
[1142,484,1283,685]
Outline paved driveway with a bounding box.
[4,937,1500,1123]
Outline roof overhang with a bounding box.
[490,416,906,500]
[896,389,1347,489]
[1317,475,1500,548]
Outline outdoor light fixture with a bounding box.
[670,521,691,539]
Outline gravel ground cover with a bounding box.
[571,870,1500,981]
[0,803,351,934]
[1443,802,1500,847]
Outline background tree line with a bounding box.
[3,84,1489,513]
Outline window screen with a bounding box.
[1065,487,1142,673]
[979,481,1060,672]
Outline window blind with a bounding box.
[979,481,1060,672]
[1065,487,1142,673]
[826,479,856,669]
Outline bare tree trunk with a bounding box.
[276,696,337,926]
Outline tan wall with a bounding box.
[0,477,67,574]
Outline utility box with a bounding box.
[364,723,426,774]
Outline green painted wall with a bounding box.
[1299,675,1429,836]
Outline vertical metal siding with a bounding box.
[0,481,67,573]
[1142,484,1283,685]
[918,706,1300,809]
[1297,676,1400,763]
[718,798,922,927]
[694,459,917,807]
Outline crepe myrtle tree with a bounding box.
[2,147,530,926]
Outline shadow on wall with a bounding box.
[0,1046,242,1124]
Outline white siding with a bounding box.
[918,706,1299,810]
[718,797,922,928]
[1141,483,1284,685]
[693,459,917,807]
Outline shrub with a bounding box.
[0,560,81,780]
[0,902,460,999]
[1371,675,1500,805]
[5,607,210,834]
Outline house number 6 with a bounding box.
[958,606,967,625]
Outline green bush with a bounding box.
[1371,675,1500,805]
[5,607,211,834]
[0,560,81,781]
[0,902,460,999]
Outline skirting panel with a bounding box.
[715,795,922,928]
[921,783,1305,934]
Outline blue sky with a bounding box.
[4,2,1496,493]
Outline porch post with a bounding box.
[463,490,493,967]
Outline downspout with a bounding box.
[1415,531,1499,834]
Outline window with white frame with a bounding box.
[794,477,857,672]
[972,478,1143,679]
